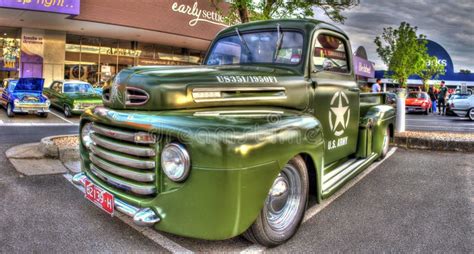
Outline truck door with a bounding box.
[310,30,360,165]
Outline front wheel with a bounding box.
[469,108,474,121]
[242,155,308,247]
[39,112,48,118]
[6,103,14,117]
[64,105,72,118]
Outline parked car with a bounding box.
[405,92,432,114]
[446,93,470,116]
[451,94,474,121]
[71,19,395,247]
[43,80,103,117]
[0,78,50,117]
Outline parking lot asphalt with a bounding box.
[1,126,472,253]
[406,113,474,132]
[0,107,80,126]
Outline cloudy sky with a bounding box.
[314,0,473,72]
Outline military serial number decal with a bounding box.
[216,75,278,83]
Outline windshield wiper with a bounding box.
[273,23,284,62]
[235,28,253,61]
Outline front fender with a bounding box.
[80,107,325,239]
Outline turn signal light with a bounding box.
[134,132,156,144]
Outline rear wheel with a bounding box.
[242,155,308,247]
[469,108,474,121]
[6,103,14,117]
[64,105,72,118]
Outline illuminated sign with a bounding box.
[0,0,80,15]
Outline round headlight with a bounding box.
[161,143,190,182]
[45,99,51,106]
[81,122,94,148]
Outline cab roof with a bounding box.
[217,19,348,39]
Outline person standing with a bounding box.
[437,81,448,115]
[372,78,381,93]
[428,87,437,114]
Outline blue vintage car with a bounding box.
[1,78,51,117]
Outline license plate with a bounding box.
[28,110,37,114]
[84,179,115,215]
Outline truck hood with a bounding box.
[102,65,309,111]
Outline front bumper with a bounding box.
[71,172,161,226]
[406,106,427,112]
[13,105,50,113]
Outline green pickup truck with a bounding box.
[72,19,395,247]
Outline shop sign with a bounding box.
[353,55,374,78]
[171,1,227,27]
[0,0,80,15]
[66,44,142,58]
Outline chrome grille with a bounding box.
[89,123,157,196]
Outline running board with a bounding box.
[322,153,378,195]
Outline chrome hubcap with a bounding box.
[265,164,302,232]
[469,109,474,120]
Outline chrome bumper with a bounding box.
[71,172,160,226]
[13,107,50,113]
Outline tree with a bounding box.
[418,55,445,91]
[374,22,428,89]
[213,0,360,24]
[460,69,471,74]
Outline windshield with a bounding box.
[64,83,94,93]
[407,93,427,99]
[206,31,304,66]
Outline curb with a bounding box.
[6,135,80,175]
[392,134,474,153]
[39,134,80,162]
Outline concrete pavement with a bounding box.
[1,126,472,252]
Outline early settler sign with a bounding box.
[0,0,80,15]
[171,1,227,27]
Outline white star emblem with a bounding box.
[329,91,350,137]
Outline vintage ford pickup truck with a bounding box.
[72,19,395,247]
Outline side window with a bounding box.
[313,34,349,73]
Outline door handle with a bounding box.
[349,87,360,92]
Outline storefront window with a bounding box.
[0,27,21,80]
[65,34,205,87]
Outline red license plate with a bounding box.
[84,179,115,215]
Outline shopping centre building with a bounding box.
[373,40,474,91]
[0,0,228,86]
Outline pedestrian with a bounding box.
[428,87,437,114]
[372,78,381,93]
[437,81,448,115]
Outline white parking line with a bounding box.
[50,110,75,124]
[63,174,193,254]
[240,147,398,254]
[0,123,78,127]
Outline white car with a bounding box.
[451,94,474,120]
